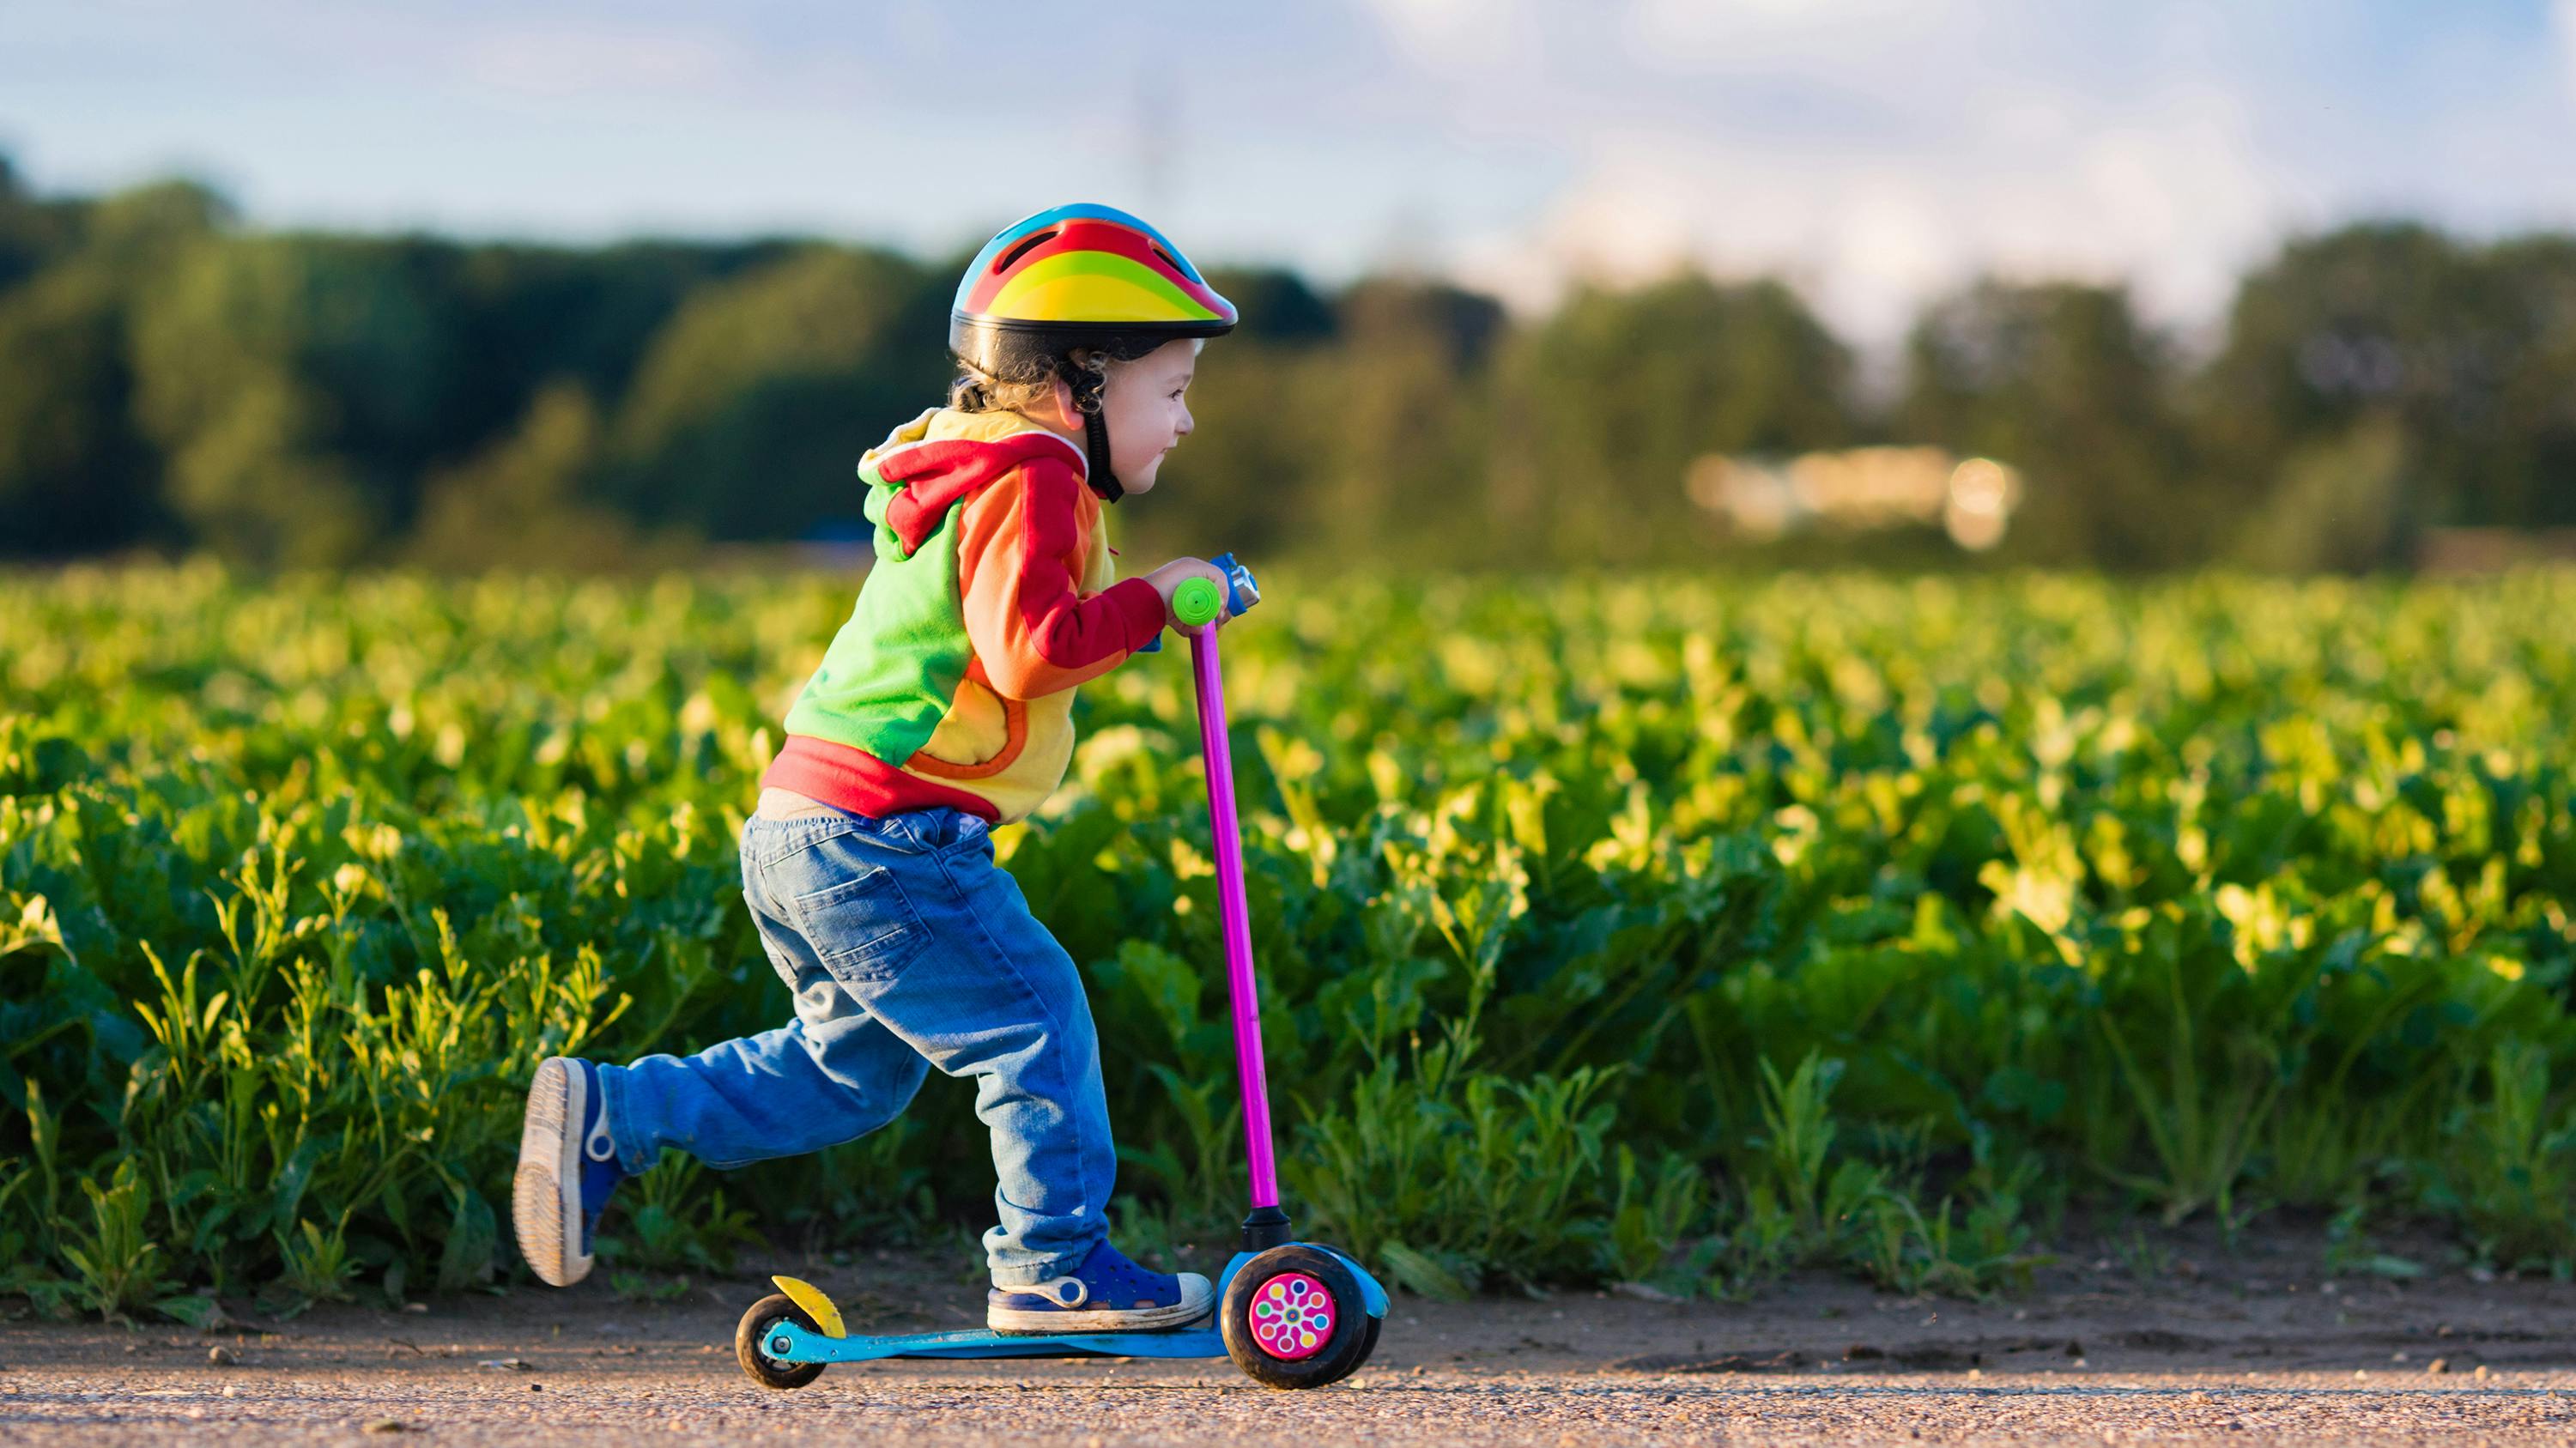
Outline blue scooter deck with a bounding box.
[755,1246,1387,1368]
[761,1323,1228,1364]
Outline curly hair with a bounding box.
[950,348,1112,415]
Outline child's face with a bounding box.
[1100,339,1199,494]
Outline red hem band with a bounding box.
[760,734,1003,823]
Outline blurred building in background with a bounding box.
[1688,449,2023,552]
[2418,529,2576,575]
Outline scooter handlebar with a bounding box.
[1171,577,1226,627]
[1170,552,1262,630]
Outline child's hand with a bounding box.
[1143,558,1233,628]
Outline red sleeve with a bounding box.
[955,457,1167,700]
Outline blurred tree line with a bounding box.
[3,155,2572,573]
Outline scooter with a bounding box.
[733,554,1388,1391]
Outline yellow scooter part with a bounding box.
[769,1275,847,1339]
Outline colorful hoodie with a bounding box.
[758,407,1168,825]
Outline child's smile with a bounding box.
[1099,339,1201,494]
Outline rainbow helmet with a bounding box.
[949,204,1235,500]
[951,203,1237,374]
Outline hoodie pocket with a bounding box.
[908,672,1027,779]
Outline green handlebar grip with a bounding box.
[1171,576,1225,627]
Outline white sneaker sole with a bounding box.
[987,1272,1215,1335]
[512,1057,591,1287]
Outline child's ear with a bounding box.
[1052,373,1077,421]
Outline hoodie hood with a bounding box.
[860,408,1088,560]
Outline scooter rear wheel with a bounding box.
[736,1292,827,1390]
[1221,1245,1379,1389]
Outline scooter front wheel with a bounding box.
[736,1292,827,1390]
[1221,1245,1379,1389]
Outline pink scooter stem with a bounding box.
[1185,617,1282,1212]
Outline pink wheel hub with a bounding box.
[1248,1271,1336,1360]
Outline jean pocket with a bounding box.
[785,862,929,981]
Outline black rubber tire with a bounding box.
[736,1293,827,1390]
[1221,1245,1378,1390]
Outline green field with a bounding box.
[3,565,2573,1319]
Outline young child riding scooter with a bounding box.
[512,203,1238,1334]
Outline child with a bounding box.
[512,203,1240,1333]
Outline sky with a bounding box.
[6,0,2575,351]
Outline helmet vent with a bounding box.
[994,230,1058,274]
[1148,242,1186,276]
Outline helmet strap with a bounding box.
[1081,409,1122,503]
[1065,361,1123,503]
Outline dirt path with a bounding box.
[8,1246,2576,1445]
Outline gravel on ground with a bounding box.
[8,1236,2576,1445]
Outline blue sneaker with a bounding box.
[986,1240,1215,1335]
[512,1057,627,1287]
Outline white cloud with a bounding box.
[458,24,751,100]
[1450,79,2276,351]
[1379,1,2301,350]
[1349,0,1537,69]
[1623,0,1969,67]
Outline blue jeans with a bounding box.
[595,805,1115,1287]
